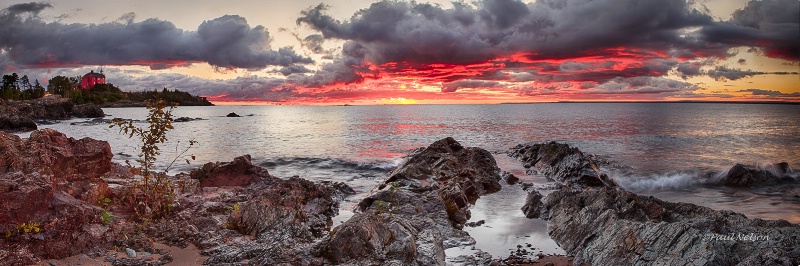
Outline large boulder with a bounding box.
[235,177,338,239]
[324,137,502,265]
[0,114,37,132]
[715,162,796,186]
[508,141,615,188]
[190,155,270,187]
[382,137,502,227]
[0,129,113,264]
[30,96,74,119]
[520,190,544,219]
[72,104,105,118]
[541,187,800,265]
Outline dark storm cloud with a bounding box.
[703,0,799,61]
[706,66,798,81]
[277,65,312,76]
[5,2,51,14]
[591,77,700,95]
[738,89,800,97]
[0,3,312,70]
[297,0,798,87]
[738,89,800,98]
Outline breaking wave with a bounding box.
[257,156,405,182]
[611,161,798,192]
[612,171,705,191]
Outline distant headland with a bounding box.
[2,70,213,107]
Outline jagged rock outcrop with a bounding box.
[324,137,502,265]
[513,141,800,265]
[234,177,338,238]
[0,96,105,131]
[0,130,357,265]
[0,114,37,131]
[542,188,800,265]
[521,190,544,219]
[190,155,269,187]
[0,129,113,264]
[173,117,203,122]
[508,142,615,188]
[72,104,106,118]
[150,156,352,265]
[715,162,796,186]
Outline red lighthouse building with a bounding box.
[78,69,106,90]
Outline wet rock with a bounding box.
[173,117,203,122]
[465,220,485,227]
[327,137,502,265]
[716,162,797,186]
[448,250,493,265]
[72,104,105,118]
[380,137,502,228]
[0,114,37,132]
[226,112,241,117]
[508,142,615,188]
[542,187,800,265]
[0,96,72,120]
[234,177,338,238]
[29,96,74,119]
[324,213,436,264]
[0,96,105,131]
[0,129,113,263]
[501,171,519,184]
[520,190,544,219]
[190,155,270,187]
[318,180,357,203]
[70,118,113,126]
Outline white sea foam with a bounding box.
[613,171,703,191]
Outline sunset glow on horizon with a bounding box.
[1,0,797,105]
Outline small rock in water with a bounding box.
[125,248,136,258]
[501,171,519,184]
[226,112,241,117]
[465,219,485,227]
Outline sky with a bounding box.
[0,0,798,105]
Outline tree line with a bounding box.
[1,73,212,106]
[1,73,46,100]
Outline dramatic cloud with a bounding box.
[0,3,312,70]
[1,0,797,103]
[738,89,800,98]
[706,66,798,81]
[294,0,798,98]
[699,0,800,63]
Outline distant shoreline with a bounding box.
[499,101,800,105]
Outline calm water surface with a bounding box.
[24,103,800,258]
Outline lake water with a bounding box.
[22,103,800,259]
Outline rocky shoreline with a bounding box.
[512,142,800,265]
[0,96,105,132]
[1,130,798,265]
